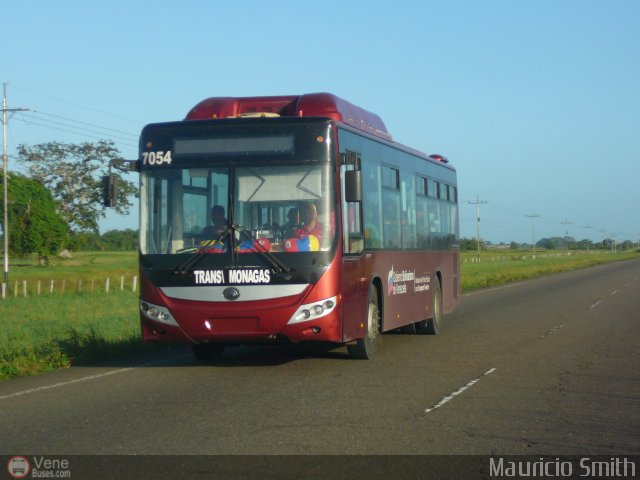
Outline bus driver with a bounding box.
[201,205,228,238]
[296,203,323,239]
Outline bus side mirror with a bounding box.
[102,174,118,207]
[345,170,362,203]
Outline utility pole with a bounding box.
[561,218,572,237]
[526,214,540,255]
[2,83,29,295]
[468,195,487,261]
[598,229,607,250]
[583,225,593,250]
[610,233,617,253]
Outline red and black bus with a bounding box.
[131,93,459,359]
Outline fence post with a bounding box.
[50,280,54,294]
[23,280,27,297]
[37,280,42,296]
[132,275,138,292]
[120,275,124,291]
[105,277,110,293]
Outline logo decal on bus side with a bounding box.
[387,266,430,295]
[414,273,431,292]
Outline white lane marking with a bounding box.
[0,367,134,401]
[611,289,618,296]
[0,354,192,401]
[424,368,497,414]
[590,300,602,309]
[463,282,524,297]
[543,321,568,338]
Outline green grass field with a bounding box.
[461,250,640,291]
[0,290,144,378]
[4,251,138,296]
[1,249,638,380]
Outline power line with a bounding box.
[28,110,138,138]
[16,113,138,147]
[484,202,527,218]
[11,83,144,125]
[460,201,636,244]
[482,219,528,232]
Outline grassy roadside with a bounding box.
[461,250,640,291]
[1,249,639,380]
[0,290,156,379]
[3,251,138,296]
[6,251,137,280]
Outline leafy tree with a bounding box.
[460,237,484,251]
[0,172,68,263]
[66,229,138,251]
[619,240,634,251]
[67,231,103,251]
[17,140,137,233]
[100,229,138,251]
[574,239,595,250]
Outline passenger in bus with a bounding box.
[282,207,300,237]
[286,207,300,226]
[201,205,228,238]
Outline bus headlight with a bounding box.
[140,300,179,326]
[288,296,337,325]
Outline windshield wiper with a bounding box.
[173,226,232,275]
[173,224,292,276]
[236,226,292,274]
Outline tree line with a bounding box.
[0,140,137,263]
[69,229,138,251]
[460,237,637,251]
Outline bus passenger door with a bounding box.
[340,157,367,342]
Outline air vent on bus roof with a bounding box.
[185,93,392,141]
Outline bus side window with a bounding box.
[362,159,381,249]
[341,163,364,255]
[382,166,400,249]
[346,202,364,254]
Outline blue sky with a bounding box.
[3,0,639,244]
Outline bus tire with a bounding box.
[191,343,225,361]
[417,279,442,335]
[347,286,381,359]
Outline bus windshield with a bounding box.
[140,162,336,257]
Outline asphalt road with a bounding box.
[1,259,639,461]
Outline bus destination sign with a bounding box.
[193,268,272,285]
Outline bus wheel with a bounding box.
[417,279,442,335]
[347,286,381,359]
[191,343,225,361]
